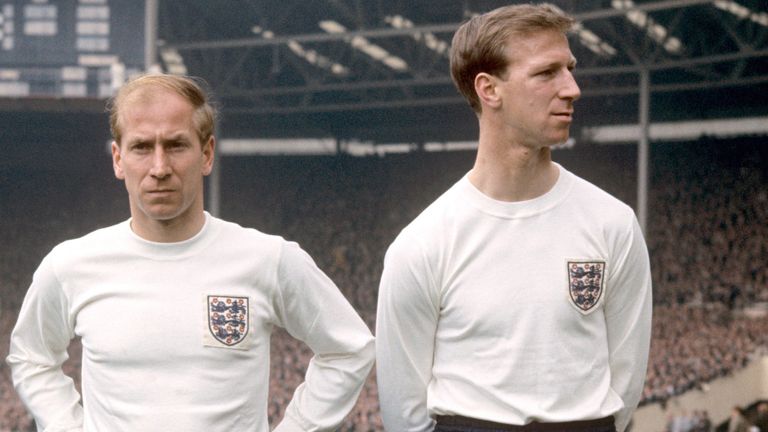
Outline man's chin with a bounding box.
[544,133,571,147]
[138,205,184,223]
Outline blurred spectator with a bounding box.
[755,402,768,432]
[666,410,713,432]
[727,406,752,432]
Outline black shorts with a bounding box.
[433,415,617,432]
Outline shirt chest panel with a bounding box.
[437,215,609,340]
[69,266,276,367]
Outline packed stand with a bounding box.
[642,138,768,403]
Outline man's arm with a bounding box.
[604,216,653,432]
[6,254,84,432]
[272,242,375,432]
[375,237,440,432]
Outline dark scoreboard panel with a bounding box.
[0,0,145,99]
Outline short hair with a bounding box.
[108,74,217,146]
[449,3,574,113]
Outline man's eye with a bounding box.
[132,143,151,151]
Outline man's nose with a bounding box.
[560,70,581,101]
[149,147,172,179]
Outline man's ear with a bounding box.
[474,72,502,109]
[202,136,215,176]
[111,141,125,180]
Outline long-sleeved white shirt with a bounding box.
[376,164,652,432]
[8,213,374,432]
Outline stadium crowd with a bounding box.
[0,137,766,431]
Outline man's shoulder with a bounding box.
[561,170,643,251]
[213,216,274,237]
[35,221,129,274]
[53,220,128,252]
[210,216,291,251]
[389,179,465,253]
[567,170,636,221]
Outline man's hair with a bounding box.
[449,3,574,113]
[108,73,217,146]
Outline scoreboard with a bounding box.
[0,0,146,99]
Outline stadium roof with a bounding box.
[153,0,768,144]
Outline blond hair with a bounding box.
[108,74,217,145]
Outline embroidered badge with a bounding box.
[567,261,605,314]
[207,295,249,346]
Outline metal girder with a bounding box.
[169,23,456,51]
[579,48,768,74]
[217,76,453,97]
[575,0,715,21]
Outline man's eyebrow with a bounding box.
[124,133,193,146]
[162,133,193,142]
[125,136,150,146]
[530,55,578,70]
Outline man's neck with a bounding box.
[130,209,207,243]
[469,131,559,202]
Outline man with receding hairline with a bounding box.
[8,73,375,432]
[376,4,651,432]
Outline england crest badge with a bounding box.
[206,295,249,347]
[567,261,605,314]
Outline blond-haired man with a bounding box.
[8,74,374,432]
